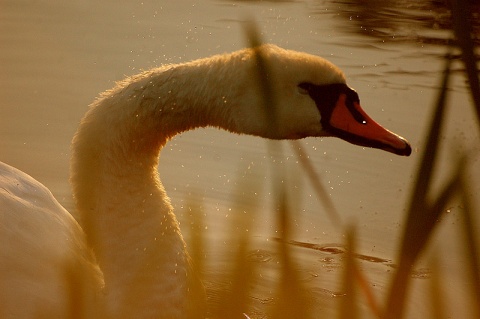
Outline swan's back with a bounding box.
[0,162,103,318]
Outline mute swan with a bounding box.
[0,44,411,319]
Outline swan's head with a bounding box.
[234,44,411,156]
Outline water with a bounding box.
[1,1,479,318]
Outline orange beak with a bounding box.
[328,94,411,156]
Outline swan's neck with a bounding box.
[71,55,244,317]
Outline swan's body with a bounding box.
[0,162,103,318]
[0,44,411,318]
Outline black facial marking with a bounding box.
[299,82,411,156]
[345,89,366,124]
[298,82,366,126]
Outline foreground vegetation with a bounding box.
[195,2,480,318]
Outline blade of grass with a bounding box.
[215,228,255,319]
[65,262,84,319]
[340,225,358,319]
[405,52,452,217]
[384,53,452,319]
[183,193,209,318]
[290,140,343,229]
[341,227,383,319]
[214,161,263,319]
[449,0,480,127]
[244,20,279,136]
[354,263,382,318]
[429,255,447,319]
[268,186,313,319]
[185,192,205,282]
[244,24,315,314]
[384,163,460,319]
[459,170,480,319]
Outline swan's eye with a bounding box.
[297,83,311,95]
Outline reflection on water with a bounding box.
[222,0,480,45]
[314,0,480,45]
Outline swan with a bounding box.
[0,44,411,319]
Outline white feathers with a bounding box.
[1,44,346,318]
